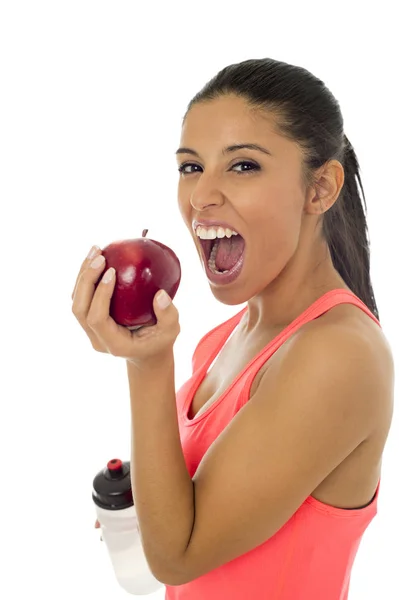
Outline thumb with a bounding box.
[153,289,179,326]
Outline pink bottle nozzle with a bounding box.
[107,458,124,478]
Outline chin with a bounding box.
[209,284,251,307]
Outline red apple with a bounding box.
[98,230,181,329]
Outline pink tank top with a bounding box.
[165,289,382,600]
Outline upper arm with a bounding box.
[167,324,382,585]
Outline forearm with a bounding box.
[127,353,194,581]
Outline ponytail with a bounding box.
[323,135,379,320]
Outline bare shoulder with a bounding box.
[288,301,395,432]
[308,302,394,383]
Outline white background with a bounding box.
[1,1,397,598]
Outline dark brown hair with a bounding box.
[184,58,379,320]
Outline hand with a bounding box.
[71,245,181,366]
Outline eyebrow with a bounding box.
[175,143,273,158]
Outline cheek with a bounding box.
[260,223,291,270]
[252,198,301,267]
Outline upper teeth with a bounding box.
[195,225,238,240]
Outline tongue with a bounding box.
[215,235,245,271]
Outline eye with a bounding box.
[178,163,202,175]
[230,161,260,173]
[178,160,260,175]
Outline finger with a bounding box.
[72,254,108,346]
[95,520,101,528]
[72,253,106,319]
[86,267,133,356]
[151,290,181,345]
[71,245,101,301]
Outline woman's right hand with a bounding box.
[95,519,103,541]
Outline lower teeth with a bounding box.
[208,241,229,274]
[209,260,228,275]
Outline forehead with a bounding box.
[180,94,294,158]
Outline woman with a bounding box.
[73,58,394,599]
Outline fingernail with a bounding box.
[90,255,105,269]
[102,267,115,283]
[157,290,171,309]
[87,245,100,260]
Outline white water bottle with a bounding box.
[92,458,163,595]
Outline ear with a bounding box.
[306,159,345,215]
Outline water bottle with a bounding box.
[92,458,163,595]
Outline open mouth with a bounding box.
[199,234,245,274]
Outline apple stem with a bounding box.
[142,229,148,238]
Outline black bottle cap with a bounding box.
[92,458,134,511]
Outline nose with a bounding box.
[190,177,225,211]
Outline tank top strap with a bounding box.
[275,288,381,338]
[237,288,381,398]
[192,289,380,377]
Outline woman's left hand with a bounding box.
[71,246,181,366]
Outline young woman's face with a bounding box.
[176,94,310,305]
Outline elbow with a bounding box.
[151,565,186,587]
[146,554,189,587]
[157,565,198,587]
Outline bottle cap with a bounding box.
[92,458,133,511]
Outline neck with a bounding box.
[243,237,349,336]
